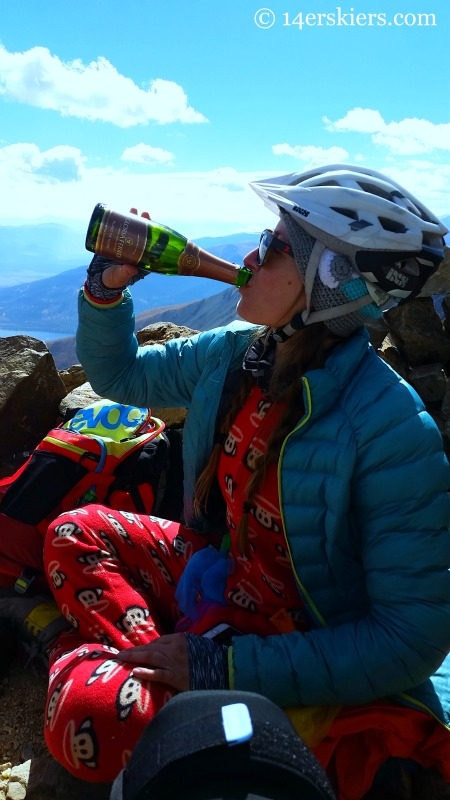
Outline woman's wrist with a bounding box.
[83,280,124,308]
[85,254,125,301]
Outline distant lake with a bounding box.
[0,329,72,341]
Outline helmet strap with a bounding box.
[272,313,305,343]
[303,240,326,319]
[242,331,277,392]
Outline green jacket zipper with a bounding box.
[277,376,327,629]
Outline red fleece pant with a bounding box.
[43,504,208,782]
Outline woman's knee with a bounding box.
[44,643,159,782]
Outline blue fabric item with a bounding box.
[76,288,450,727]
[175,546,231,620]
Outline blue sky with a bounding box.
[0,0,449,238]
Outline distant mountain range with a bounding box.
[0,222,87,286]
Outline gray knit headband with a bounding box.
[281,210,382,337]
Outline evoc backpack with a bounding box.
[0,399,180,593]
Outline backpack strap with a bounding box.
[14,567,39,595]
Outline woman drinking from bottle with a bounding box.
[14,165,450,798]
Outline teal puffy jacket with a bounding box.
[77,289,450,724]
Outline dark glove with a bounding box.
[186,633,229,690]
[85,254,144,300]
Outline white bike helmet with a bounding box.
[250,165,448,303]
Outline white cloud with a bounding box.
[206,166,247,192]
[0,143,85,182]
[121,144,175,166]
[0,45,207,126]
[323,108,450,155]
[380,161,450,221]
[323,108,384,134]
[272,144,349,163]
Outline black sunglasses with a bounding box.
[257,229,295,266]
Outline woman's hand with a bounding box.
[101,209,151,289]
[114,632,190,692]
[100,261,140,290]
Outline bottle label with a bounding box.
[177,242,201,274]
[96,210,147,265]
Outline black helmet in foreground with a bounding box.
[110,690,336,800]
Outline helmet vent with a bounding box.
[378,217,408,234]
[357,181,394,201]
[330,206,359,221]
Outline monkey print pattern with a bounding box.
[63,717,99,771]
[77,549,111,575]
[261,571,287,599]
[76,587,110,615]
[118,511,145,529]
[137,566,159,594]
[228,580,263,613]
[47,560,67,590]
[244,437,267,473]
[97,510,134,547]
[86,658,122,686]
[172,533,193,561]
[156,538,170,558]
[116,674,151,721]
[250,496,281,535]
[224,473,236,501]
[46,681,66,730]
[249,397,272,427]
[99,532,119,559]
[223,424,244,457]
[52,520,83,545]
[76,587,102,608]
[116,604,151,635]
[226,507,237,532]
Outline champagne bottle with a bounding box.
[85,204,252,288]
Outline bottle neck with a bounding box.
[178,242,249,286]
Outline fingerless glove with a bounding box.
[85,254,144,301]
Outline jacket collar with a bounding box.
[300,327,372,420]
